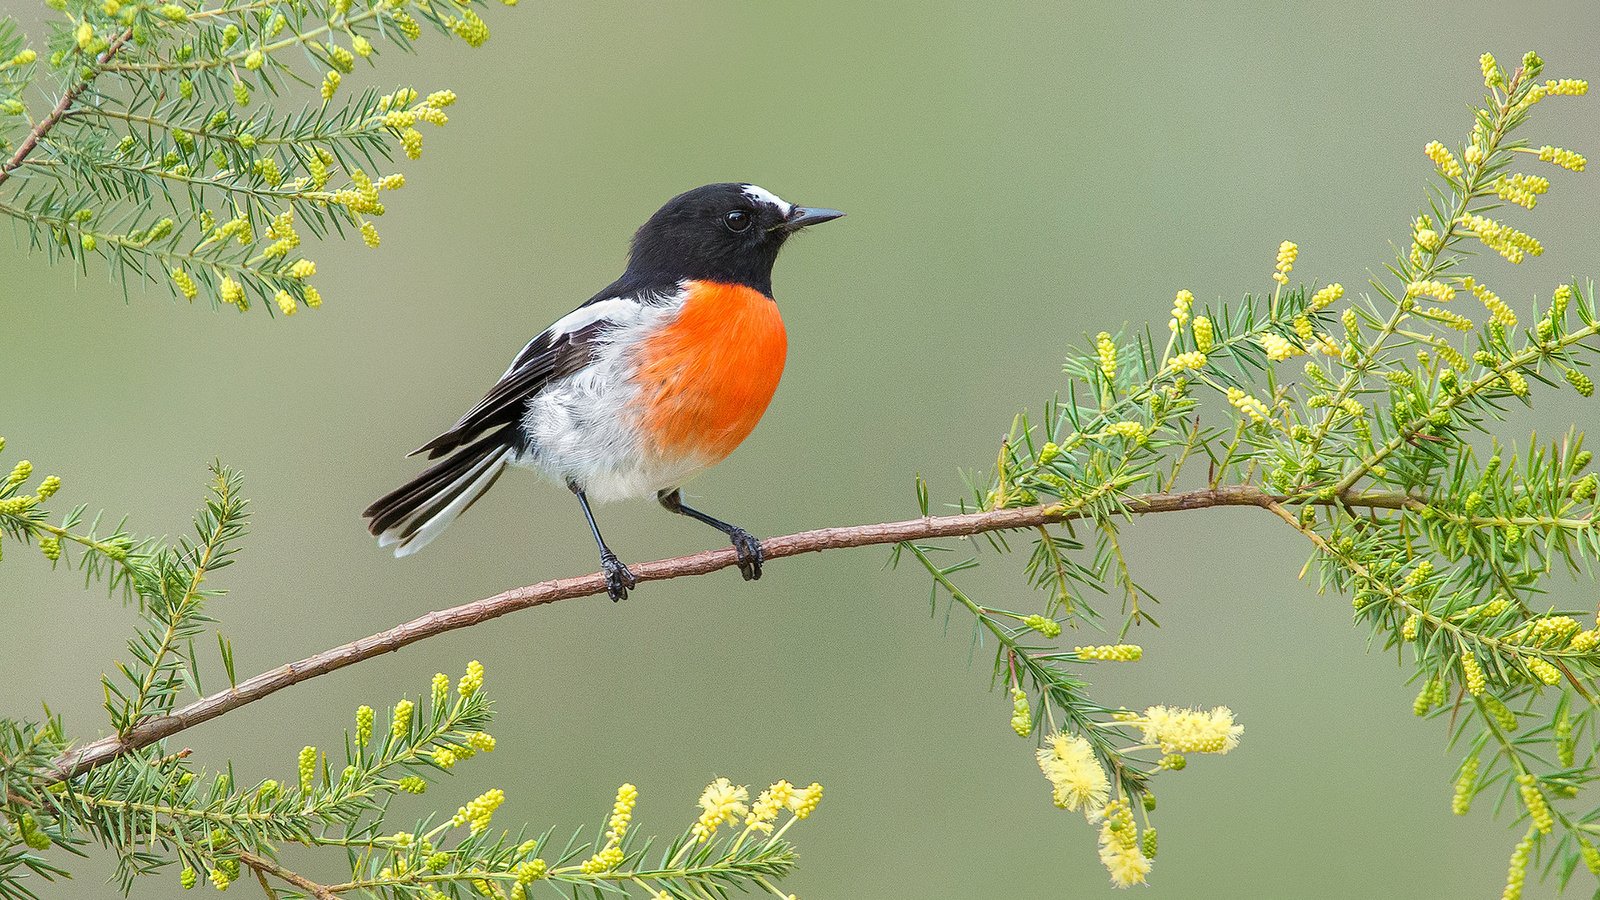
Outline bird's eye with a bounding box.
[724,209,752,233]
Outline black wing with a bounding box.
[409,316,610,460]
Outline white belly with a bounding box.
[510,340,709,504]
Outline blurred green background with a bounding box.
[5,1,1600,896]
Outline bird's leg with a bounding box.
[657,488,763,581]
[571,483,636,602]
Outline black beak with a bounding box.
[778,206,845,231]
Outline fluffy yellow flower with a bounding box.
[690,778,748,841]
[1139,705,1243,754]
[746,780,794,832]
[1035,732,1110,814]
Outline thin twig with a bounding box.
[235,849,334,900]
[45,485,1412,781]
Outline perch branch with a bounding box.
[45,484,1410,781]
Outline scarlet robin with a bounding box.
[363,183,843,600]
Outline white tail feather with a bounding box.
[380,448,512,557]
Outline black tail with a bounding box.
[364,430,515,556]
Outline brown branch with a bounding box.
[0,30,131,189]
[235,849,334,900]
[44,484,1411,781]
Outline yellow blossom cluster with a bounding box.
[1226,387,1270,424]
[1095,332,1117,380]
[607,783,637,842]
[1481,52,1502,89]
[1517,775,1554,834]
[1456,277,1516,327]
[1462,653,1488,695]
[1453,756,1479,815]
[1425,140,1464,179]
[1023,613,1062,637]
[1170,350,1207,371]
[1191,315,1214,351]
[1536,144,1586,172]
[1009,687,1032,737]
[1259,332,1303,362]
[1520,77,1589,112]
[1095,799,1152,888]
[459,659,484,697]
[1308,282,1345,311]
[1493,173,1550,209]
[1424,307,1474,331]
[1272,241,1297,286]
[1525,657,1561,686]
[1169,289,1193,331]
[451,788,505,834]
[1075,644,1142,661]
[1405,279,1455,302]
[392,699,414,737]
[1457,214,1543,264]
[1526,615,1580,645]
[1099,421,1147,444]
[1503,828,1533,900]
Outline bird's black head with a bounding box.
[625,183,843,296]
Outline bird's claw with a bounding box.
[600,552,637,602]
[728,527,764,581]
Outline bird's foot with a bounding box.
[728,527,764,581]
[600,552,637,602]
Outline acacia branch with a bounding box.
[0,30,132,188]
[45,484,1411,781]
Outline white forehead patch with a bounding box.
[741,184,793,216]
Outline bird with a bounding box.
[362,183,843,601]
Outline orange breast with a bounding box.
[633,280,788,463]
